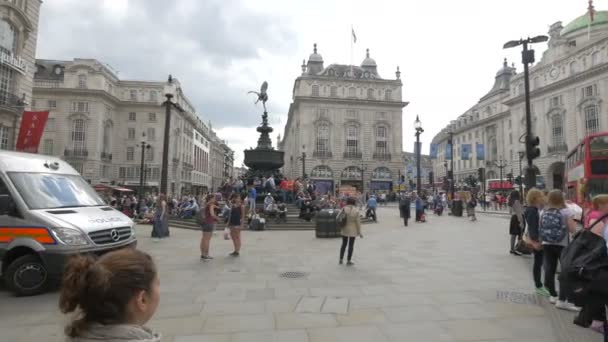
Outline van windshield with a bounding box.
[8,172,105,210]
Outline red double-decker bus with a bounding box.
[565,131,608,215]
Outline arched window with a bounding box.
[367,88,374,99]
[102,122,111,153]
[550,114,564,147]
[345,124,359,156]
[78,74,87,88]
[585,105,600,135]
[372,167,392,180]
[71,119,87,154]
[315,122,330,156]
[149,90,157,101]
[311,85,319,96]
[489,137,497,161]
[0,125,9,150]
[311,165,333,178]
[570,61,578,75]
[341,166,362,179]
[330,86,338,97]
[0,20,17,54]
[375,125,388,158]
[592,51,600,66]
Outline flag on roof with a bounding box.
[352,27,357,43]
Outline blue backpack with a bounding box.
[540,208,567,243]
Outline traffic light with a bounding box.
[515,175,522,185]
[526,135,541,160]
[506,173,513,183]
[428,171,434,185]
[477,167,485,183]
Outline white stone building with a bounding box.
[0,0,41,150]
[279,44,408,194]
[32,58,216,196]
[431,10,608,191]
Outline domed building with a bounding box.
[279,44,408,194]
[431,9,608,193]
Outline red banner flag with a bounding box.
[15,111,49,153]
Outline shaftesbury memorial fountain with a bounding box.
[243,81,284,181]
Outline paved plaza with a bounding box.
[0,208,599,342]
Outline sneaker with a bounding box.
[201,255,213,260]
[549,296,558,304]
[555,300,581,312]
[346,261,355,266]
[339,260,343,265]
[229,251,240,257]
[535,287,551,298]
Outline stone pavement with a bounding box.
[0,207,599,342]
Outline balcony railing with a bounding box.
[343,151,362,159]
[100,152,112,161]
[313,151,333,159]
[548,144,568,154]
[373,152,391,161]
[0,90,25,114]
[34,79,63,88]
[64,149,88,158]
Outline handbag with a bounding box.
[515,237,533,254]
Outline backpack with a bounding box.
[540,208,567,243]
[336,208,347,228]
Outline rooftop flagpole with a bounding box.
[588,0,595,41]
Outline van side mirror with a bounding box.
[0,194,13,216]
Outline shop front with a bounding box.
[340,166,363,194]
[370,167,393,194]
[310,165,334,194]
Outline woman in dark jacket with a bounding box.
[508,190,524,255]
[524,189,550,297]
[399,193,411,226]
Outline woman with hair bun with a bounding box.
[59,248,161,342]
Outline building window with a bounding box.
[149,90,157,101]
[130,89,137,101]
[148,112,156,121]
[78,74,87,88]
[45,118,55,132]
[475,130,479,138]
[550,96,562,108]
[311,165,333,178]
[375,126,388,155]
[533,77,540,89]
[585,105,600,135]
[71,101,89,113]
[551,114,564,147]
[583,84,597,98]
[509,133,512,144]
[385,90,392,101]
[43,139,53,155]
[146,146,154,161]
[315,123,330,155]
[128,112,136,121]
[128,127,135,140]
[71,119,86,153]
[147,127,155,140]
[367,88,374,99]
[348,87,356,97]
[127,147,134,161]
[103,123,111,153]
[570,61,578,75]
[330,86,338,97]
[48,100,57,108]
[592,51,600,66]
[311,85,319,96]
[508,119,512,129]
[0,125,10,150]
[345,124,359,154]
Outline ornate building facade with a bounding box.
[0,0,41,150]
[32,58,232,195]
[431,11,608,191]
[279,45,408,194]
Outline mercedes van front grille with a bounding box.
[88,226,132,245]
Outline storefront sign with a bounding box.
[0,50,27,74]
[15,111,49,153]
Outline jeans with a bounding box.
[533,249,544,288]
[340,236,356,261]
[248,198,256,214]
[543,244,565,299]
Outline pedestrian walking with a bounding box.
[507,191,524,255]
[226,193,246,257]
[415,195,424,222]
[523,189,549,297]
[59,249,161,342]
[399,193,411,226]
[247,184,257,215]
[339,197,362,266]
[199,194,220,260]
[152,194,169,241]
[467,194,477,221]
[540,190,579,311]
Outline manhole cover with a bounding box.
[279,271,307,279]
[496,291,540,305]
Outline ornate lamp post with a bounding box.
[160,75,177,195]
[414,115,424,193]
[298,144,306,179]
[494,158,508,192]
[137,132,152,197]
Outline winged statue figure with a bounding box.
[248,81,269,112]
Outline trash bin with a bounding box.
[452,200,463,217]
[315,209,340,238]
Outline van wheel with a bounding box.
[5,254,48,296]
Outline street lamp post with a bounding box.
[298,144,306,179]
[414,115,424,193]
[160,75,177,195]
[504,35,548,190]
[137,132,152,197]
[447,131,455,199]
[361,163,367,196]
[494,158,508,192]
[518,151,525,196]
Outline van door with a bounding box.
[0,175,21,219]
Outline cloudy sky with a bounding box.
[38,0,591,165]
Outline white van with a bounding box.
[0,151,137,296]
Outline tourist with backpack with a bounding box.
[540,190,579,311]
[337,197,362,266]
[523,189,550,297]
[199,194,220,260]
[508,191,524,255]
